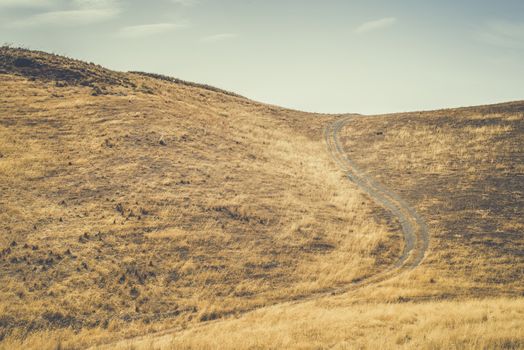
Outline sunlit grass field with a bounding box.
[0,47,522,349]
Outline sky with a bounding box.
[1,0,523,114]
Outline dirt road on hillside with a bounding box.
[325,116,429,273]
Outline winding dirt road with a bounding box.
[324,116,429,281]
[90,116,430,349]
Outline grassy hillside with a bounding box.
[0,47,401,349]
[0,47,522,349]
[114,297,524,350]
[338,104,524,298]
[104,102,524,350]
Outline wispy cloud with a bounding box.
[201,33,238,42]
[171,0,198,6]
[355,17,397,34]
[0,0,52,7]
[477,20,524,49]
[117,23,185,38]
[9,0,120,27]
[13,9,119,27]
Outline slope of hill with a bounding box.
[102,101,524,350]
[0,47,523,350]
[338,104,524,298]
[0,47,402,349]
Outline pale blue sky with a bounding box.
[1,0,523,114]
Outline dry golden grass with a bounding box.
[338,106,524,298]
[1,47,522,349]
[0,48,400,348]
[107,104,524,350]
[96,297,524,350]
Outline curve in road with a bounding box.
[324,116,429,285]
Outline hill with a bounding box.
[0,47,523,349]
[107,102,524,350]
[0,47,401,348]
